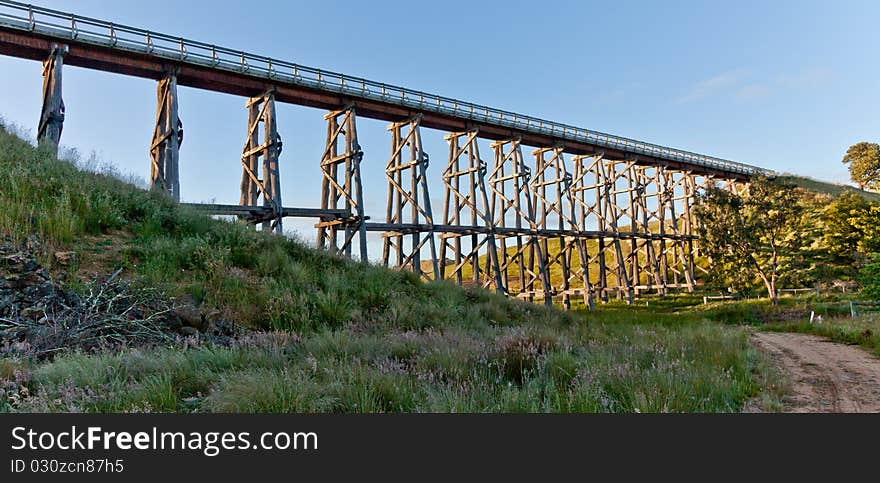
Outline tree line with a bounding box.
[695,142,880,304]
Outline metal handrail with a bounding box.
[0,0,773,176]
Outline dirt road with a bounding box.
[752,332,880,412]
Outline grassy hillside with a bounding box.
[0,125,783,413]
[0,126,558,334]
[452,225,708,293]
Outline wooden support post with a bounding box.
[585,156,609,302]
[633,166,664,295]
[439,128,504,293]
[37,43,67,153]
[655,167,671,292]
[597,237,608,302]
[241,101,259,206]
[316,106,368,259]
[150,69,183,201]
[663,169,695,293]
[570,154,610,311]
[262,97,282,232]
[381,114,438,280]
[601,159,634,304]
[682,173,700,282]
[239,90,283,233]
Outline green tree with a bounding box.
[842,142,880,191]
[851,204,880,254]
[694,177,807,305]
[820,192,871,276]
[811,193,880,292]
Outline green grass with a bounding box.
[766,312,880,357]
[0,124,785,413]
[716,292,880,357]
[11,309,780,413]
[696,294,859,325]
[7,294,783,413]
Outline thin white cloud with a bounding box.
[676,70,749,103]
[676,67,830,105]
[592,81,646,105]
[735,84,772,101]
[776,68,833,90]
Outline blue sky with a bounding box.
[1,0,878,246]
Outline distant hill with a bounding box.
[776,174,880,201]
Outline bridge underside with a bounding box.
[0,13,754,309]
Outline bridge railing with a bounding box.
[0,0,774,177]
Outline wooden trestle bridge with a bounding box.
[0,1,774,309]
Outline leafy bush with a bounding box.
[862,253,880,300]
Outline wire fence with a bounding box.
[849,300,880,318]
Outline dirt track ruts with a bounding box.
[752,332,880,413]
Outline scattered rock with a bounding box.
[202,307,222,323]
[53,251,77,266]
[0,242,65,322]
[173,303,202,329]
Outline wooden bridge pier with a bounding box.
[572,155,614,303]
[657,168,696,293]
[488,137,553,306]
[439,129,505,293]
[149,69,183,201]
[531,146,593,311]
[37,43,65,152]
[317,106,368,259]
[596,158,636,304]
[380,114,439,280]
[628,166,666,296]
[240,90,283,233]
